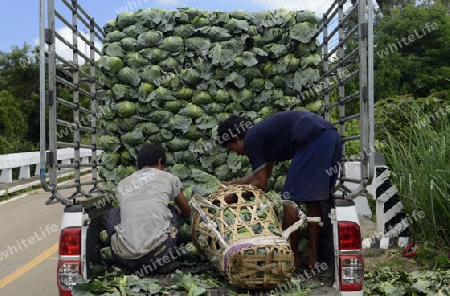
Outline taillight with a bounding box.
[59,227,81,255]
[58,227,82,295]
[339,254,364,291]
[338,221,361,250]
[57,262,81,294]
[338,221,363,291]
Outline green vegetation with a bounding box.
[376,95,450,266]
[364,266,450,295]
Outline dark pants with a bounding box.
[105,205,181,275]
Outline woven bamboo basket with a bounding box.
[191,184,307,290]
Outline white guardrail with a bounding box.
[0,148,99,196]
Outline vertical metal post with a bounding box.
[89,17,99,187]
[48,0,58,191]
[367,0,375,184]
[322,14,330,122]
[39,0,51,191]
[338,2,346,156]
[358,0,369,186]
[72,0,81,189]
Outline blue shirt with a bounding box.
[244,111,336,172]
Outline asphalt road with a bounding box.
[0,187,61,296]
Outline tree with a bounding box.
[0,44,41,146]
[0,90,31,154]
[375,0,416,15]
[373,2,450,99]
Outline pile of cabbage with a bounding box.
[97,7,324,198]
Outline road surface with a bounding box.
[0,187,61,296]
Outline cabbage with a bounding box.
[137,122,159,135]
[290,22,318,43]
[135,82,156,102]
[137,31,163,49]
[103,20,119,34]
[164,114,192,133]
[101,152,120,170]
[125,52,147,68]
[170,164,189,180]
[277,54,300,73]
[204,102,225,115]
[147,110,173,123]
[117,12,136,28]
[306,99,324,112]
[185,125,204,140]
[111,83,131,101]
[98,105,116,120]
[120,150,134,163]
[99,135,121,152]
[195,115,217,130]
[121,37,137,51]
[101,120,119,135]
[179,103,205,119]
[192,16,211,28]
[166,138,191,151]
[174,87,194,100]
[214,89,231,103]
[196,26,231,41]
[104,42,124,58]
[260,105,279,119]
[148,87,175,105]
[159,56,180,72]
[116,101,136,117]
[179,68,201,85]
[139,48,170,63]
[160,36,184,52]
[192,91,213,105]
[274,96,301,110]
[98,56,123,75]
[173,24,195,38]
[148,128,173,143]
[116,67,141,87]
[248,78,265,92]
[185,37,211,56]
[123,25,138,38]
[114,116,141,132]
[163,100,183,113]
[141,65,163,85]
[120,128,144,149]
[104,31,127,42]
[135,8,167,27]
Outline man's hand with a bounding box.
[224,193,238,204]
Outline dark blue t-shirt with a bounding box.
[244,111,336,172]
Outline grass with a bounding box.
[377,98,450,267]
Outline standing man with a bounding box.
[216,111,342,269]
[106,143,191,275]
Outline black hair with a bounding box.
[136,143,166,169]
[216,114,253,147]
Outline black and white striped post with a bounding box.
[362,153,410,249]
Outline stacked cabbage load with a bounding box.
[97,8,323,197]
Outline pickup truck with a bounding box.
[39,0,374,295]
